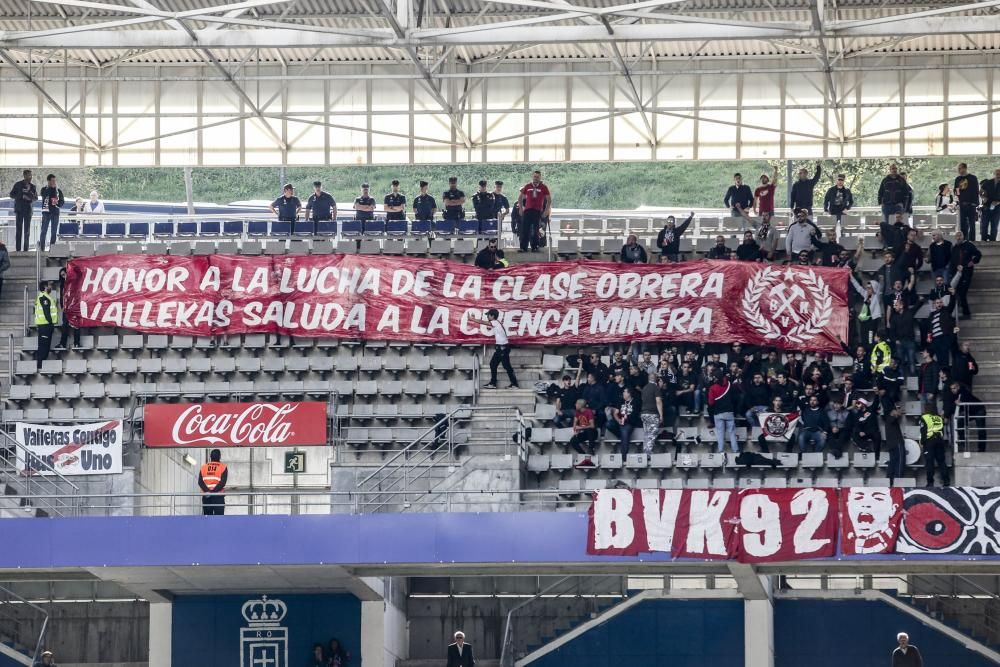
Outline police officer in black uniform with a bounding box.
[384,179,406,222]
[353,183,376,221]
[472,180,496,225]
[305,181,337,223]
[442,176,465,222]
[413,181,437,226]
[493,181,510,227]
[270,183,301,226]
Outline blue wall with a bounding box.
[171,593,361,667]
[528,599,745,667]
[774,599,997,667]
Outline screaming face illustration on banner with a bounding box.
[840,487,903,555]
[898,487,1000,555]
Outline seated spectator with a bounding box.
[608,349,629,378]
[569,399,599,460]
[735,231,760,261]
[825,394,850,458]
[636,350,657,379]
[785,209,819,256]
[553,370,581,428]
[770,372,798,406]
[707,235,732,260]
[84,190,105,214]
[656,212,694,262]
[784,352,805,385]
[607,386,642,456]
[474,238,507,269]
[743,371,771,427]
[580,373,608,433]
[755,396,800,453]
[674,361,700,414]
[798,395,829,453]
[811,228,846,266]
[620,234,648,263]
[847,397,881,458]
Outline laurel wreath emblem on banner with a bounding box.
[741,266,833,345]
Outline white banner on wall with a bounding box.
[14,421,124,476]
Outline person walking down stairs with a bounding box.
[478,308,519,389]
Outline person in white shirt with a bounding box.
[85,190,105,214]
[477,308,519,389]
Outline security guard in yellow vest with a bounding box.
[869,332,892,377]
[34,280,57,370]
[198,449,228,516]
[920,406,949,487]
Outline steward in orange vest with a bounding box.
[198,449,228,516]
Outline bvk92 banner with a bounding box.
[63,254,849,351]
[15,421,123,475]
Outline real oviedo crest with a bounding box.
[240,595,289,667]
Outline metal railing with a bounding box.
[952,402,999,456]
[0,430,81,517]
[0,582,50,664]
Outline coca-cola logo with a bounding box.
[170,403,298,446]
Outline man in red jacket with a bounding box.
[707,370,739,454]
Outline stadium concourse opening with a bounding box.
[7,0,1000,666]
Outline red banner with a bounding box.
[64,254,849,351]
[143,401,328,448]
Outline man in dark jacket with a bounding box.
[822,174,853,223]
[891,632,923,667]
[950,232,982,319]
[38,174,64,251]
[848,397,881,459]
[883,399,906,484]
[471,180,496,224]
[446,631,475,667]
[34,280,56,370]
[877,164,911,224]
[32,650,56,667]
[879,210,911,257]
[9,169,36,252]
[620,234,648,263]
[474,237,506,270]
[797,395,829,452]
[656,212,693,262]
[951,381,987,453]
[954,162,980,240]
[927,298,956,370]
[921,405,949,487]
[951,340,979,389]
[790,163,822,213]
[928,230,953,281]
[735,231,761,261]
[707,235,733,260]
[724,173,754,219]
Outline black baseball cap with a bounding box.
[312,181,322,187]
[448,176,458,183]
[478,180,487,187]
[419,180,428,187]
[495,180,503,186]
[391,179,399,186]
[361,182,370,188]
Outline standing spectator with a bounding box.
[655,212,694,262]
[950,231,981,320]
[478,309,518,389]
[889,300,918,375]
[327,638,350,667]
[305,181,337,224]
[918,350,939,413]
[708,235,733,260]
[581,372,608,434]
[980,167,1000,241]
[928,230,953,281]
[412,181,437,226]
[744,372,771,427]
[724,173,753,220]
[55,268,80,349]
[951,340,979,390]
[554,371,581,428]
[446,631,475,667]
[954,162,980,240]
[34,280,56,370]
[789,163,822,214]
[639,376,663,455]
[352,183,376,221]
[9,169,36,252]
[798,394,829,453]
[883,399,906,484]
[32,650,56,667]
[38,174,64,251]
[707,370,739,454]
[927,298,957,369]
[271,184,301,225]
[620,235,648,263]
[383,180,406,222]
[735,232,759,261]
[568,398,598,459]
[518,170,551,252]
[85,190,105,215]
[442,176,466,224]
[921,405,949,487]
[880,210,911,257]
[739,210,779,260]
[848,397,881,459]
[825,394,850,458]
[608,386,641,456]
[935,183,957,213]
[310,644,326,667]
[753,167,778,216]
[822,173,853,225]
[0,241,8,298]
[891,633,922,667]
[474,237,506,270]
[198,449,227,516]
[810,228,846,266]
[951,381,987,453]
[785,210,819,256]
[492,181,510,227]
[472,180,496,225]
[877,164,910,224]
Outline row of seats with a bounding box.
[548,474,919,494]
[556,213,955,236]
[527,451,915,473]
[54,217,501,240]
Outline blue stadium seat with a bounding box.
[411,219,431,234]
[58,221,80,238]
[434,219,455,234]
[271,220,292,236]
[386,219,407,235]
[341,219,363,235]
[364,219,386,235]
[200,220,221,235]
[176,221,198,236]
[105,221,126,237]
[247,220,269,236]
[457,219,480,235]
[82,221,102,237]
[481,218,499,235]
[222,220,243,236]
[153,221,175,237]
[128,221,149,238]
[293,221,315,237]
[315,220,338,236]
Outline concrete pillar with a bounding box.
[744,598,774,667]
[361,600,386,667]
[149,602,172,667]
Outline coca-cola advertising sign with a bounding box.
[144,401,328,448]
